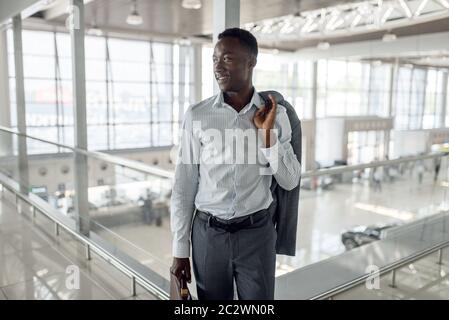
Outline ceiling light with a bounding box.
[88,24,103,36]
[398,0,412,18]
[126,0,143,25]
[382,33,397,42]
[317,41,330,50]
[182,0,202,9]
[414,0,429,17]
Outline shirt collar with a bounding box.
[213,88,263,113]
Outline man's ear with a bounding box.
[249,56,257,69]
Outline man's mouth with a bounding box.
[215,74,230,83]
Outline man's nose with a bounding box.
[214,60,225,72]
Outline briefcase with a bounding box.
[170,272,192,300]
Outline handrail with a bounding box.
[301,152,446,178]
[0,171,170,300]
[275,211,449,300]
[1,125,446,180]
[0,125,174,179]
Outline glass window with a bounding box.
[88,125,109,150]
[114,124,151,149]
[22,31,53,55]
[23,55,55,78]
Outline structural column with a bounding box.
[441,71,448,128]
[0,28,12,156]
[191,43,202,104]
[12,15,29,194]
[70,0,90,236]
[385,61,397,159]
[212,0,239,93]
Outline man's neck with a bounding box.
[223,86,254,113]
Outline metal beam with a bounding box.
[294,31,449,60]
[70,0,90,236]
[43,0,95,21]
[12,15,29,195]
[0,0,40,25]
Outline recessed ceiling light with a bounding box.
[382,33,397,42]
[182,0,202,9]
[317,41,330,50]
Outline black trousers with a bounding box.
[191,209,277,300]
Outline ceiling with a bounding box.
[38,0,359,41]
[27,0,449,66]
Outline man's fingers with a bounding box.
[266,95,277,122]
[185,266,192,283]
[268,94,277,112]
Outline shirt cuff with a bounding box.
[172,240,191,258]
[260,136,285,166]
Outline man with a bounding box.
[170,28,301,300]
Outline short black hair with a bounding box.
[218,28,258,58]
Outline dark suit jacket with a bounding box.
[259,91,302,256]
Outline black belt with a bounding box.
[195,208,268,233]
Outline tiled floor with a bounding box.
[0,190,157,300]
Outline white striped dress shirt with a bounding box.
[170,89,301,258]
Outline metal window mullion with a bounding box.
[441,71,448,128]
[106,37,115,150]
[105,36,110,150]
[420,69,428,129]
[408,67,413,130]
[149,41,154,147]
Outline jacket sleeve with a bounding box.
[170,112,200,258]
[259,106,301,191]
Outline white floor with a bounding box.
[1,168,446,300]
[0,190,156,300]
[93,169,446,278]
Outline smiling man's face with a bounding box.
[213,37,256,93]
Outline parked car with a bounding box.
[341,224,398,250]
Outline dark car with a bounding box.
[341,224,397,250]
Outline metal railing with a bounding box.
[275,211,449,300]
[2,125,445,180]
[0,125,173,179]
[1,125,448,300]
[0,171,170,300]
